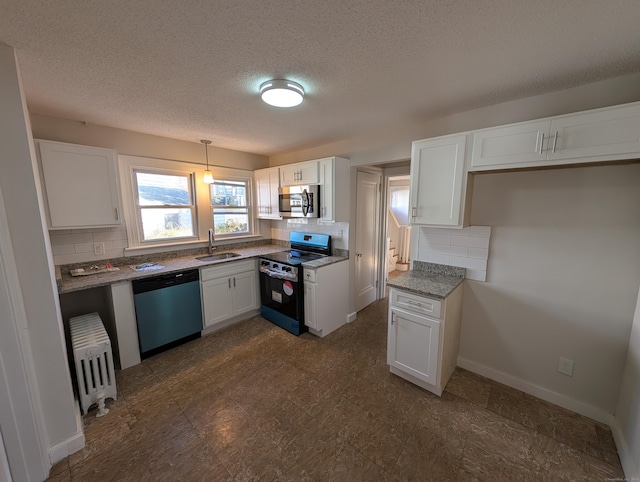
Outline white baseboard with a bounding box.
[457,357,613,425]
[201,309,260,336]
[610,417,638,481]
[49,403,85,464]
[348,312,357,323]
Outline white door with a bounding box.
[387,308,440,385]
[410,134,467,227]
[202,277,234,327]
[232,270,259,315]
[548,103,640,161]
[0,186,47,482]
[355,170,380,312]
[470,120,551,170]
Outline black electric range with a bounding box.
[259,232,331,335]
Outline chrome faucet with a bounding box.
[208,228,216,255]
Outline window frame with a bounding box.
[119,155,259,253]
[209,176,254,239]
[133,168,198,244]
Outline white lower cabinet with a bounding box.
[201,259,259,329]
[303,260,349,337]
[387,285,463,396]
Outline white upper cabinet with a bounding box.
[254,167,281,219]
[280,160,319,186]
[318,156,350,222]
[37,140,122,229]
[548,103,640,161]
[470,120,551,170]
[410,134,470,228]
[470,101,640,171]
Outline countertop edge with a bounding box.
[386,273,465,300]
[58,245,288,294]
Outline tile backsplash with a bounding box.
[50,226,128,265]
[416,226,491,281]
[271,219,349,253]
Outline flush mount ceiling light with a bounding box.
[201,139,213,184]
[260,79,305,108]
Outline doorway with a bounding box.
[385,175,411,282]
[354,170,381,313]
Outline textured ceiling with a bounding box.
[1,0,640,156]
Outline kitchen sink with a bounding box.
[195,252,241,262]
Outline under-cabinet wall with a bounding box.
[458,163,640,419]
[271,219,350,253]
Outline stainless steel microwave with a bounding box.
[278,185,319,218]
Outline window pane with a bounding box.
[140,208,194,240]
[210,182,247,207]
[136,172,191,206]
[213,208,249,235]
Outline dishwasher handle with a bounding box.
[132,269,200,294]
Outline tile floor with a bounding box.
[48,297,624,481]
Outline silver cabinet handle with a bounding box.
[233,277,236,288]
[552,131,558,153]
[228,278,231,289]
[411,207,417,218]
[539,133,545,155]
[391,313,396,325]
[114,207,119,220]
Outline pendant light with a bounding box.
[201,139,213,184]
[260,79,305,108]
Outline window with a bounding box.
[120,155,258,251]
[134,170,196,241]
[210,178,251,237]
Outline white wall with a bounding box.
[31,115,271,265]
[30,114,269,172]
[269,72,640,167]
[0,44,80,466]
[271,220,349,252]
[613,286,640,478]
[459,164,640,418]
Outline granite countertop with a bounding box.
[302,255,348,269]
[57,244,350,294]
[58,244,288,294]
[386,262,466,300]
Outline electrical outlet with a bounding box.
[557,357,574,377]
[93,242,105,256]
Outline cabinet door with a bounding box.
[255,167,280,219]
[232,270,259,315]
[410,134,467,227]
[318,158,334,221]
[548,103,640,162]
[280,161,319,186]
[38,140,121,229]
[202,277,234,327]
[304,282,317,328]
[387,308,440,385]
[470,120,551,171]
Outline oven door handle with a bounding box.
[260,267,297,281]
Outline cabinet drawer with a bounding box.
[200,258,255,281]
[390,289,441,319]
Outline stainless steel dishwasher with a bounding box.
[132,269,203,359]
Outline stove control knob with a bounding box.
[272,263,278,268]
[261,261,270,266]
[283,267,291,272]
